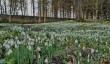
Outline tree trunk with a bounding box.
[77,0,82,20]
[38,0,41,23]
[4,0,7,14]
[72,0,75,19]
[43,0,47,23]
[9,0,12,23]
[32,0,35,16]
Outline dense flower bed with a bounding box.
[0,21,110,64]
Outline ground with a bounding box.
[0,20,110,64]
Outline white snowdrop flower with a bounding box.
[66,47,68,49]
[3,44,10,49]
[79,52,82,56]
[95,38,98,41]
[17,40,21,45]
[103,54,104,57]
[38,55,41,58]
[26,34,30,39]
[27,45,32,51]
[45,42,48,46]
[7,49,13,55]
[106,42,108,45]
[38,37,40,40]
[88,37,91,39]
[83,46,86,51]
[21,31,25,35]
[37,47,41,51]
[31,39,34,41]
[91,48,94,54]
[100,40,102,43]
[15,44,18,48]
[49,43,52,46]
[30,42,34,45]
[104,49,105,51]
[51,35,54,39]
[28,37,32,41]
[78,44,81,47]
[28,42,31,45]
[36,39,38,42]
[75,39,78,44]
[28,42,30,45]
[59,38,61,41]
[8,40,15,46]
[52,42,55,44]
[87,55,90,62]
[4,40,8,43]
[40,41,42,44]
[44,58,48,63]
[15,37,18,40]
[96,49,98,52]
[0,59,5,63]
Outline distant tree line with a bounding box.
[0,0,110,23]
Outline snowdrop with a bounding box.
[7,49,13,55]
[37,47,41,51]
[38,37,40,40]
[106,42,108,45]
[30,42,34,45]
[21,31,25,35]
[15,44,18,48]
[96,49,98,52]
[82,46,86,51]
[28,42,34,46]
[79,52,82,56]
[8,39,15,46]
[36,39,38,42]
[12,26,23,31]
[45,42,48,46]
[0,59,5,63]
[87,55,90,62]
[75,39,78,44]
[26,34,30,39]
[27,45,32,51]
[91,48,95,54]
[44,58,48,63]
[28,37,32,41]
[15,37,18,40]
[95,38,98,41]
[4,40,8,44]
[78,44,81,47]
[38,55,41,58]
[49,43,52,46]
[100,40,103,43]
[17,40,22,45]
[3,44,10,49]
[39,40,42,44]
[104,49,105,51]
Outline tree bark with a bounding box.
[38,0,41,23]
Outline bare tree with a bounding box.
[38,0,41,23]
